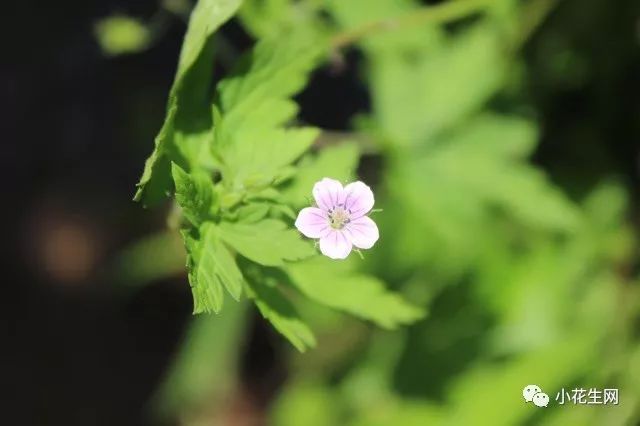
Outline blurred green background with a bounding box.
[4,0,639,425]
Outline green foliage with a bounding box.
[239,0,326,39]
[169,26,330,321]
[268,1,640,425]
[374,24,506,146]
[134,0,243,205]
[135,0,422,353]
[213,31,326,190]
[331,0,580,281]
[330,0,506,146]
[281,142,360,207]
[391,113,579,239]
[182,223,243,313]
[246,276,316,352]
[288,257,424,329]
[239,0,292,38]
[219,219,316,266]
[171,163,215,226]
[128,0,640,423]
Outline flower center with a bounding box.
[328,205,351,230]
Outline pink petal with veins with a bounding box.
[344,216,379,249]
[295,207,330,238]
[343,181,374,218]
[319,230,352,259]
[312,178,344,211]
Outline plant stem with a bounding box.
[330,0,496,49]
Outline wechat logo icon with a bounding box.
[523,384,549,407]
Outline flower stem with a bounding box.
[330,0,496,49]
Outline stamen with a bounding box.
[327,206,351,230]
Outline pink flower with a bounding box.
[295,178,379,259]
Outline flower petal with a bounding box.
[319,230,352,259]
[343,181,374,218]
[344,216,379,249]
[295,207,330,238]
[313,178,344,211]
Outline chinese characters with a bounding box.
[555,388,619,405]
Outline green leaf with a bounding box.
[280,142,360,208]
[330,0,506,146]
[219,219,316,266]
[183,223,244,313]
[134,0,243,205]
[217,34,323,121]
[213,30,328,188]
[175,0,242,77]
[171,163,215,226]
[418,115,580,231]
[389,113,578,264]
[441,113,538,158]
[233,202,272,223]
[380,113,580,280]
[287,257,425,329]
[220,126,320,188]
[246,277,316,352]
[446,334,599,425]
[239,0,291,38]
[370,23,506,145]
[239,0,324,39]
[328,0,443,52]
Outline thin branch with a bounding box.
[330,0,496,49]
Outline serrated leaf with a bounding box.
[246,277,316,352]
[183,223,244,313]
[220,126,320,187]
[281,142,360,207]
[182,227,222,313]
[219,219,315,266]
[213,30,328,187]
[217,33,324,123]
[134,0,243,205]
[171,163,215,226]
[287,257,425,329]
